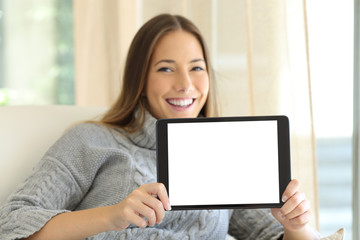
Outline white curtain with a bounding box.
[74,0,319,229]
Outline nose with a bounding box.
[174,70,194,93]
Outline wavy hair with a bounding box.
[100,14,219,132]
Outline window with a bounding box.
[0,0,74,105]
[307,0,354,238]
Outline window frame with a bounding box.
[0,0,4,88]
[353,0,360,239]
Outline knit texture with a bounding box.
[0,111,283,240]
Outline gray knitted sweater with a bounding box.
[0,111,283,240]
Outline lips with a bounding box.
[166,98,195,108]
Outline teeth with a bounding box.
[168,99,194,107]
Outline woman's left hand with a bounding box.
[271,179,312,232]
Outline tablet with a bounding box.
[156,115,291,210]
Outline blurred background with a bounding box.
[0,0,356,239]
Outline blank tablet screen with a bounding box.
[156,116,291,210]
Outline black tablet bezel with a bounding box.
[156,115,291,210]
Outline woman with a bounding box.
[0,14,319,240]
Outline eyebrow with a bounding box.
[154,58,205,66]
[154,59,175,66]
[190,58,206,64]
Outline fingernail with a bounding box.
[282,195,288,202]
[167,202,171,211]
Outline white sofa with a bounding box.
[0,105,106,204]
[0,105,344,239]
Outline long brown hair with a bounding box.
[101,14,219,132]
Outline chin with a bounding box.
[173,112,200,119]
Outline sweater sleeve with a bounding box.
[0,123,115,240]
[228,208,284,240]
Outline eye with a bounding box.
[157,67,173,73]
[191,66,205,71]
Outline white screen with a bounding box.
[167,120,279,206]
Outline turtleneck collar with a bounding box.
[125,109,157,150]
[115,108,203,150]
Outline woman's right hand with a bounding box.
[108,183,171,231]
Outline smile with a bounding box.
[166,98,195,108]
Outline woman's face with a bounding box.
[145,30,209,119]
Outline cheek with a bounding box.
[198,76,210,97]
[146,75,170,100]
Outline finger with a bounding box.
[288,210,312,227]
[139,191,166,224]
[285,199,311,220]
[271,208,284,222]
[282,179,300,202]
[139,206,157,226]
[143,183,171,211]
[130,197,157,226]
[280,191,305,216]
[122,205,148,228]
